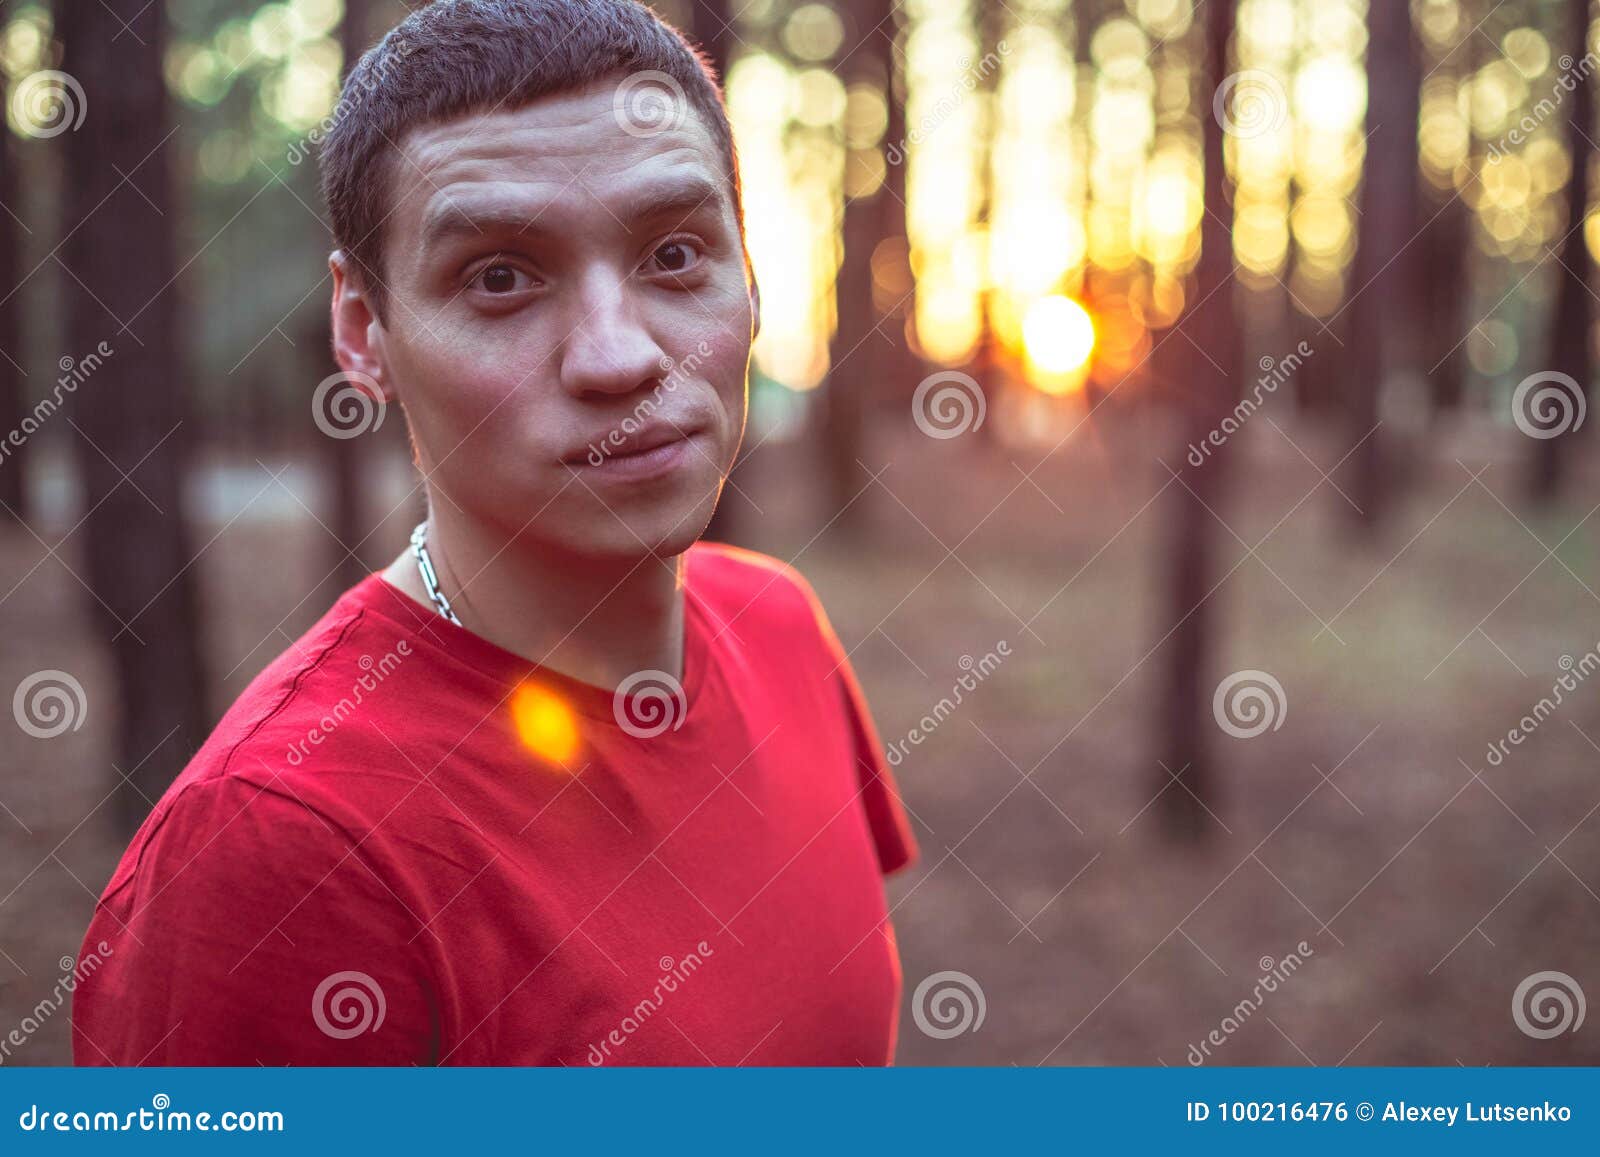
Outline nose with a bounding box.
[557,271,667,398]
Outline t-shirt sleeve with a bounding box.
[72,774,436,1066]
[789,570,920,877]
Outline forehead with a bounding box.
[389,78,731,243]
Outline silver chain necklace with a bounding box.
[409,520,462,625]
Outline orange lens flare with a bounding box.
[510,683,581,770]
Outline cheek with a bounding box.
[706,335,750,396]
[401,327,531,423]
[680,310,752,409]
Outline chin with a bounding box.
[636,494,721,556]
[564,487,721,562]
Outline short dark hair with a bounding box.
[319,0,742,318]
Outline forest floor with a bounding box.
[3,406,1598,1066]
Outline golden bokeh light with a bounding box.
[132,0,1590,413]
[1022,294,1096,380]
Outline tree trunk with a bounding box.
[1345,0,1422,531]
[1426,0,1483,417]
[1422,197,1468,414]
[877,2,919,396]
[691,0,744,544]
[60,0,209,831]
[689,0,735,83]
[327,0,374,591]
[969,0,1006,445]
[816,0,896,536]
[0,126,24,525]
[1157,0,1241,838]
[1528,0,1593,501]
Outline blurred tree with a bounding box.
[0,124,23,524]
[817,0,897,536]
[690,0,744,545]
[1528,0,1594,501]
[1074,0,1100,395]
[1074,0,1098,86]
[1345,0,1423,531]
[689,0,735,81]
[1158,0,1240,837]
[326,0,374,590]
[1420,187,1468,416]
[875,3,919,400]
[969,0,1007,443]
[1421,8,1473,416]
[59,0,209,830]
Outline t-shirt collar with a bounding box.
[350,569,711,727]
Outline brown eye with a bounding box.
[652,241,697,273]
[479,264,519,293]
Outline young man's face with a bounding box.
[333,76,755,564]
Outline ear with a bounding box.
[748,273,762,342]
[329,250,392,402]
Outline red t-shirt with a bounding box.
[73,542,917,1066]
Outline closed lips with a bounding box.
[609,425,686,456]
[568,420,702,463]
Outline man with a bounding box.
[73,0,916,1066]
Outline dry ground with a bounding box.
[2,409,1597,1066]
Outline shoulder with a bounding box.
[199,600,372,773]
[686,540,815,598]
[99,580,414,900]
[686,541,834,647]
[190,578,416,787]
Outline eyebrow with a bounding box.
[419,175,726,253]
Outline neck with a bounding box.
[383,507,688,689]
